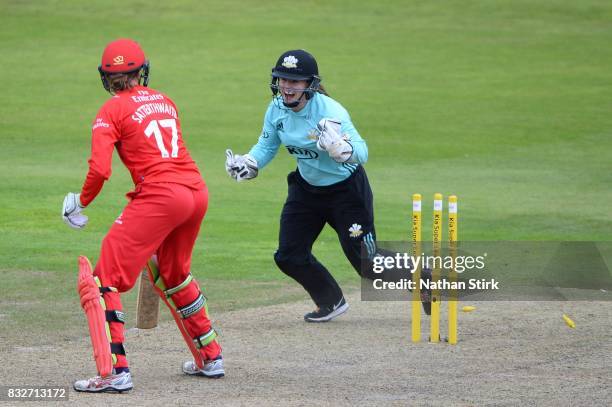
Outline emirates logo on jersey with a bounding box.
[92,118,110,130]
[113,55,124,65]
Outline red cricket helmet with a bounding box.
[98,38,150,92]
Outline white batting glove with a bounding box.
[62,192,88,230]
[316,118,353,163]
[225,149,258,182]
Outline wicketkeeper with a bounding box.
[226,50,385,322]
[63,39,223,393]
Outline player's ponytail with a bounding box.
[105,70,141,94]
[317,84,329,96]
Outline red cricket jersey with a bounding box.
[80,86,205,206]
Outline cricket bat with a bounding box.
[136,268,160,329]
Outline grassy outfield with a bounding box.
[1,1,611,343]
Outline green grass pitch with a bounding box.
[1,0,611,340]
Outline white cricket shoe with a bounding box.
[182,357,225,378]
[73,371,133,393]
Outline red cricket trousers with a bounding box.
[93,182,221,368]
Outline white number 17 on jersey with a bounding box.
[144,119,179,158]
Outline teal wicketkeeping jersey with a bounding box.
[248,93,368,186]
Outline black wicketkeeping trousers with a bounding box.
[273,166,377,307]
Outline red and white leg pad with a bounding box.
[77,256,127,376]
[78,256,113,377]
[145,257,221,369]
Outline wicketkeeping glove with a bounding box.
[62,192,88,230]
[316,118,353,163]
[225,149,258,182]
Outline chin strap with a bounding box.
[282,92,307,108]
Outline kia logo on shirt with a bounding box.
[286,145,319,159]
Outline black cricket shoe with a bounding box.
[304,297,349,322]
[420,268,433,316]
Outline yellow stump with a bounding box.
[431,193,443,343]
[411,194,422,342]
[448,195,458,345]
